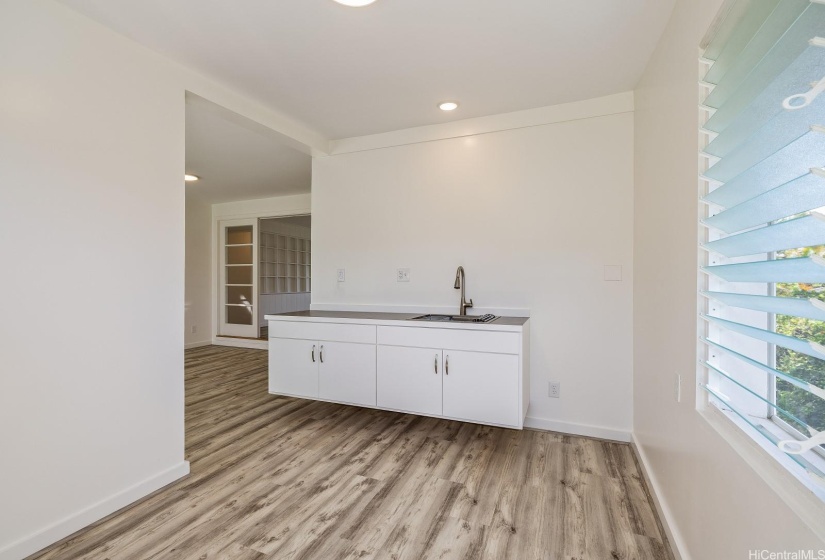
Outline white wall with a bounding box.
[0,2,320,558]
[185,196,212,347]
[0,1,188,558]
[633,0,824,557]
[312,103,635,439]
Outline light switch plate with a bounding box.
[397,268,410,282]
[676,373,682,403]
[604,265,623,281]
[337,269,346,282]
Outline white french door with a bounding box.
[219,218,258,337]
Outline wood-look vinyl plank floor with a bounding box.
[32,345,673,560]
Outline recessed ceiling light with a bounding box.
[184,174,200,182]
[439,102,459,111]
[332,0,378,6]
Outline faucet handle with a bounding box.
[467,299,474,308]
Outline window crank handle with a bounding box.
[783,74,825,110]
[778,430,825,454]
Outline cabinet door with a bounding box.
[377,346,442,416]
[442,351,519,427]
[318,342,377,407]
[269,337,319,398]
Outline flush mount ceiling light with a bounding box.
[438,101,459,111]
[184,174,200,182]
[332,0,378,6]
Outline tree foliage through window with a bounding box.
[775,244,825,434]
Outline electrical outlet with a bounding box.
[397,268,410,282]
[337,269,346,282]
[191,325,197,334]
[549,382,561,398]
[676,373,682,403]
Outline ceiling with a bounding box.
[58,0,674,140]
[185,101,311,204]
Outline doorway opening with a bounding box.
[183,92,312,350]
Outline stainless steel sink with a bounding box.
[411,313,497,323]
[411,314,453,322]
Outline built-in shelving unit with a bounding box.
[260,233,311,294]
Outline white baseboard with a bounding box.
[184,340,211,349]
[1,461,189,560]
[523,416,631,442]
[212,337,267,350]
[630,434,688,560]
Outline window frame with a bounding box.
[695,11,825,534]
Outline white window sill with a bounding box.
[699,403,825,541]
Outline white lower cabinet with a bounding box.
[269,337,319,398]
[377,346,443,416]
[377,346,520,427]
[442,350,519,427]
[269,319,528,429]
[318,341,376,407]
[269,337,376,407]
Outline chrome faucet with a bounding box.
[454,266,473,316]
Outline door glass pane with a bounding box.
[227,286,253,305]
[227,245,253,264]
[227,265,252,285]
[226,226,253,245]
[221,222,255,334]
[226,305,253,325]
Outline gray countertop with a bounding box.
[268,310,529,327]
